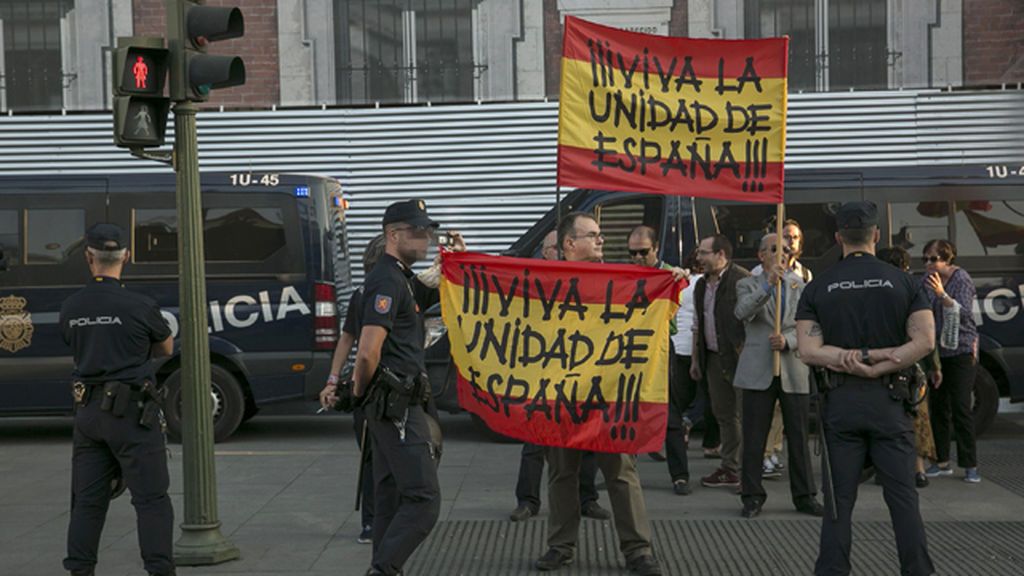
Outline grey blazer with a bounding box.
[732,270,810,394]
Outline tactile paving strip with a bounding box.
[406,519,1024,575]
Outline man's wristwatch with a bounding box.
[326,374,339,386]
[860,348,871,365]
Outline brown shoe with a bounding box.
[701,467,740,488]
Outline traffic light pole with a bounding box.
[172,100,240,566]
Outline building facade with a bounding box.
[0,0,1021,112]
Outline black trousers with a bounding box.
[667,353,695,481]
[515,444,599,511]
[64,398,174,575]
[815,379,933,576]
[368,403,441,575]
[929,354,978,468]
[740,377,815,507]
[353,406,375,528]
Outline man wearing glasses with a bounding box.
[536,213,663,576]
[626,225,694,493]
[352,199,462,576]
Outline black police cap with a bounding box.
[835,201,879,230]
[382,198,439,229]
[85,223,127,251]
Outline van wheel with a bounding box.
[163,365,246,443]
[972,364,999,437]
[470,413,517,443]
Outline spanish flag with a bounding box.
[557,16,788,204]
[440,251,682,454]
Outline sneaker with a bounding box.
[964,467,981,484]
[701,467,740,488]
[672,479,691,495]
[535,548,574,571]
[581,500,611,520]
[762,458,782,479]
[925,463,953,478]
[915,472,929,488]
[770,453,785,470]
[357,525,373,544]
[627,553,663,576]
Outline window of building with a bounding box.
[889,202,950,253]
[0,0,73,111]
[711,202,839,261]
[134,207,288,263]
[25,208,83,264]
[335,0,482,105]
[952,200,1024,257]
[0,209,19,266]
[745,0,888,91]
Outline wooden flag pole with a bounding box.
[772,203,784,377]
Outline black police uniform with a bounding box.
[60,225,174,576]
[795,203,933,576]
[361,201,441,576]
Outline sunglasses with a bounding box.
[628,248,652,257]
[922,256,945,264]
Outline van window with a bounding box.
[953,199,1024,257]
[890,202,950,252]
[26,209,84,264]
[0,210,19,266]
[711,202,839,260]
[134,207,288,263]
[595,197,663,264]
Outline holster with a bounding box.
[369,365,419,421]
[812,367,836,394]
[138,379,167,430]
[883,369,918,415]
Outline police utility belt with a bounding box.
[813,366,925,415]
[366,365,430,422]
[73,378,167,429]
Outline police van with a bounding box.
[425,164,1024,437]
[0,172,352,441]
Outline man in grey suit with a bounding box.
[734,233,824,518]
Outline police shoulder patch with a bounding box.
[374,294,393,314]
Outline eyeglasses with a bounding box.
[628,248,652,257]
[572,232,604,241]
[768,246,792,254]
[922,256,945,264]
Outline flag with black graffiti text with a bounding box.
[557,16,788,203]
[440,251,683,453]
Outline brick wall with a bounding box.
[133,0,280,108]
[543,1,689,97]
[963,0,1024,85]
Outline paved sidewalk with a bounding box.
[2,412,1023,575]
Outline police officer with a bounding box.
[795,202,936,576]
[60,223,175,576]
[352,199,461,576]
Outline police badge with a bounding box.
[0,295,34,353]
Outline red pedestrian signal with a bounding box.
[114,44,168,96]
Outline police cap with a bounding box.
[85,223,127,250]
[382,199,439,229]
[835,201,879,230]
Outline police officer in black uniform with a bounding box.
[60,223,175,576]
[353,199,461,576]
[795,202,935,576]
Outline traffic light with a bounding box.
[167,0,246,102]
[111,37,170,148]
